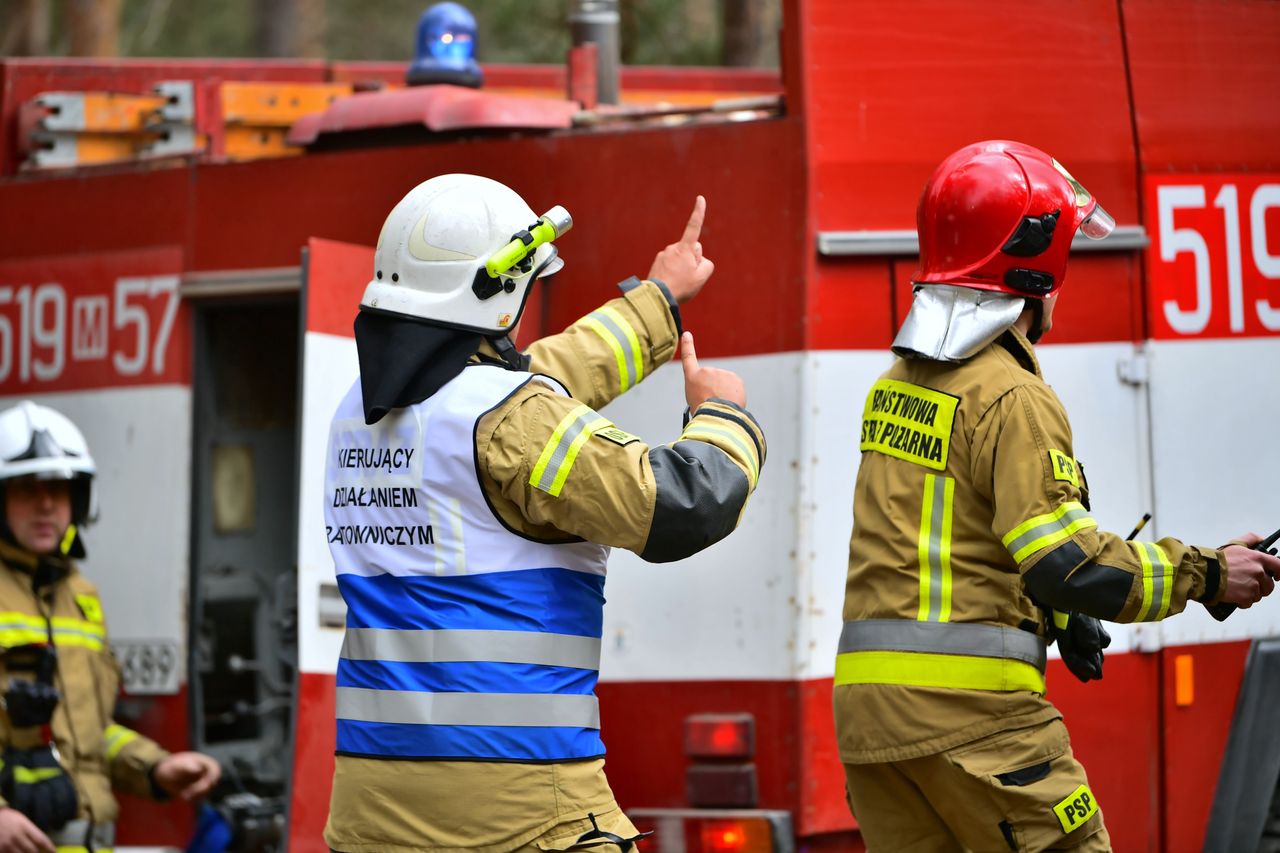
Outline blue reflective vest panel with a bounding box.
[324,364,611,761]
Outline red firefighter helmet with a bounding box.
[914,140,1114,297]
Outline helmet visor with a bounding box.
[1051,158,1114,241]
[1078,204,1116,240]
[538,247,565,278]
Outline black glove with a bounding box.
[4,678,61,727]
[1049,610,1112,683]
[0,746,79,831]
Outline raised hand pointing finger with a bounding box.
[650,196,715,305]
[682,195,706,247]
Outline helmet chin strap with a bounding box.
[1026,298,1046,345]
[487,334,531,371]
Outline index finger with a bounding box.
[680,331,698,373]
[681,195,706,246]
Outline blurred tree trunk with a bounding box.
[1,0,51,56]
[721,0,764,66]
[67,0,121,56]
[618,0,640,65]
[257,0,327,58]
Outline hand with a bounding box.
[1050,611,1111,683]
[0,808,54,853]
[681,332,745,411]
[647,195,715,304]
[152,752,221,802]
[1221,533,1280,608]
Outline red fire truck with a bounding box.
[0,1,1277,851]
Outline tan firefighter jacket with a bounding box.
[327,278,766,853]
[0,539,170,825]
[835,328,1224,764]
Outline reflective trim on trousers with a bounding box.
[341,627,602,670]
[335,686,601,729]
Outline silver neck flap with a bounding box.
[891,284,1027,363]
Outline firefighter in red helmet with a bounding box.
[834,140,1280,851]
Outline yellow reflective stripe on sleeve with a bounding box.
[917,475,955,622]
[681,424,760,487]
[1002,502,1097,564]
[1053,609,1070,630]
[103,723,140,761]
[1053,783,1099,833]
[597,306,644,386]
[13,766,63,784]
[529,404,613,497]
[834,651,1045,693]
[1132,541,1175,621]
[584,306,644,393]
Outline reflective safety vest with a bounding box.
[834,620,1048,694]
[324,364,611,762]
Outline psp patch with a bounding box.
[859,379,958,471]
[1053,783,1099,833]
[595,426,640,447]
[1048,449,1079,487]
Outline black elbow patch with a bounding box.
[641,441,749,563]
[1024,541,1131,620]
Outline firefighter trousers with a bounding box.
[843,718,1110,852]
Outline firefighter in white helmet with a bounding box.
[322,174,766,852]
[835,140,1280,851]
[0,401,220,853]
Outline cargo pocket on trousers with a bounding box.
[947,721,1102,852]
[535,811,652,851]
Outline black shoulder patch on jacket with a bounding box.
[1023,540,1131,620]
[640,441,749,563]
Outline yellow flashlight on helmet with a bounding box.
[473,205,572,301]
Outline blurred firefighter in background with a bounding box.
[834,140,1280,852]
[0,401,220,853]
[322,175,765,852]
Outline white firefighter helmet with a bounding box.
[361,174,568,334]
[0,401,96,525]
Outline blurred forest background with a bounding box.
[2,0,782,67]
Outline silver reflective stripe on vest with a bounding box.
[336,687,602,729]
[341,628,602,670]
[838,619,1047,671]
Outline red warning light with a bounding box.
[703,821,747,851]
[692,817,771,852]
[684,713,755,759]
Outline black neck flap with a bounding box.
[353,310,482,425]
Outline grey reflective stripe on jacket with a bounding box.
[838,619,1048,672]
[341,628,602,670]
[336,687,601,729]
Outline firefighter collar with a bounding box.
[892,284,1027,363]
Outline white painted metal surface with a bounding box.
[0,386,192,692]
